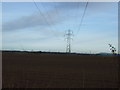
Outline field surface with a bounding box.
[2,52,119,88]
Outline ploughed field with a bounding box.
[2,51,119,88]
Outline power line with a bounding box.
[33,0,60,37]
[40,3,58,30]
[54,2,61,24]
[76,2,88,35]
[33,0,53,30]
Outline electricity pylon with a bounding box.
[108,44,116,55]
[65,29,73,53]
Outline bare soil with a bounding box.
[2,52,119,88]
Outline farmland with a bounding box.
[2,51,119,88]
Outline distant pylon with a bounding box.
[65,29,73,53]
[108,44,116,54]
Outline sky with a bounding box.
[2,2,118,53]
[0,2,2,51]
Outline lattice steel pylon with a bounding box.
[108,44,116,55]
[65,30,73,53]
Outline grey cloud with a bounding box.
[3,8,64,31]
[55,2,86,9]
[3,2,87,32]
[3,2,115,31]
[39,2,85,9]
[52,2,113,10]
[3,14,42,31]
[3,14,45,31]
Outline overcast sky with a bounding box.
[2,2,118,53]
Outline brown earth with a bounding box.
[2,52,119,88]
